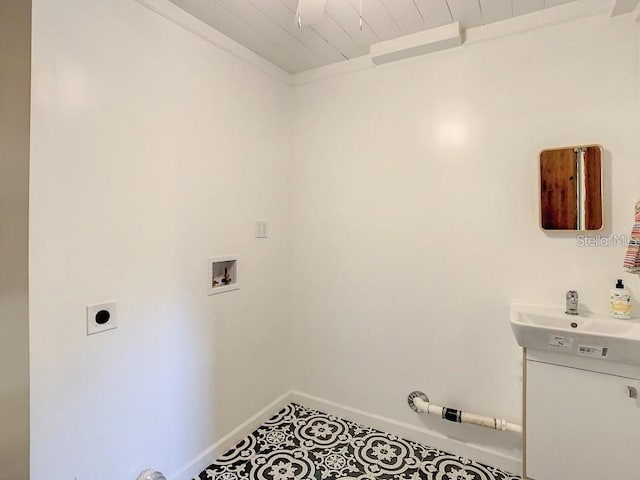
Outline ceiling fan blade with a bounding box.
[294,0,327,28]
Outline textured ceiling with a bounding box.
[168,0,580,73]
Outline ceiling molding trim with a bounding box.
[289,55,374,86]
[610,0,640,16]
[134,0,616,87]
[290,0,615,86]
[465,0,614,45]
[133,0,292,85]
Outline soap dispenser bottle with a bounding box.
[610,279,632,319]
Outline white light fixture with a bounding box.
[370,22,462,65]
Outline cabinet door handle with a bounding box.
[628,386,638,399]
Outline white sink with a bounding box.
[510,304,640,366]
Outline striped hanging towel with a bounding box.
[624,200,640,273]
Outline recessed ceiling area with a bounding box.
[168,0,581,74]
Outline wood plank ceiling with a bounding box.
[168,0,579,73]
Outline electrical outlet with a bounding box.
[86,301,117,335]
[255,220,268,238]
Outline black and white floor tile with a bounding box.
[196,403,520,480]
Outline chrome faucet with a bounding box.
[565,290,579,315]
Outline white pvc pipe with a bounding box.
[413,397,522,434]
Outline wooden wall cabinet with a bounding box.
[540,145,603,231]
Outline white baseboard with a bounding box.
[169,392,292,480]
[170,390,522,479]
[289,391,523,476]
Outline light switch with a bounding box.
[255,220,268,238]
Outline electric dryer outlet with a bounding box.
[86,300,117,335]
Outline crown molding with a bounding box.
[133,0,291,85]
[290,0,615,86]
[610,0,640,16]
[135,0,617,88]
[465,0,612,45]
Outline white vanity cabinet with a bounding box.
[524,350,640,480]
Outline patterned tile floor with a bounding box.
[196,403,521,480]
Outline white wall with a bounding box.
[28,2,640,477]
[29,0,291,478]
[289,13,640,463]
[0,1,31,479]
